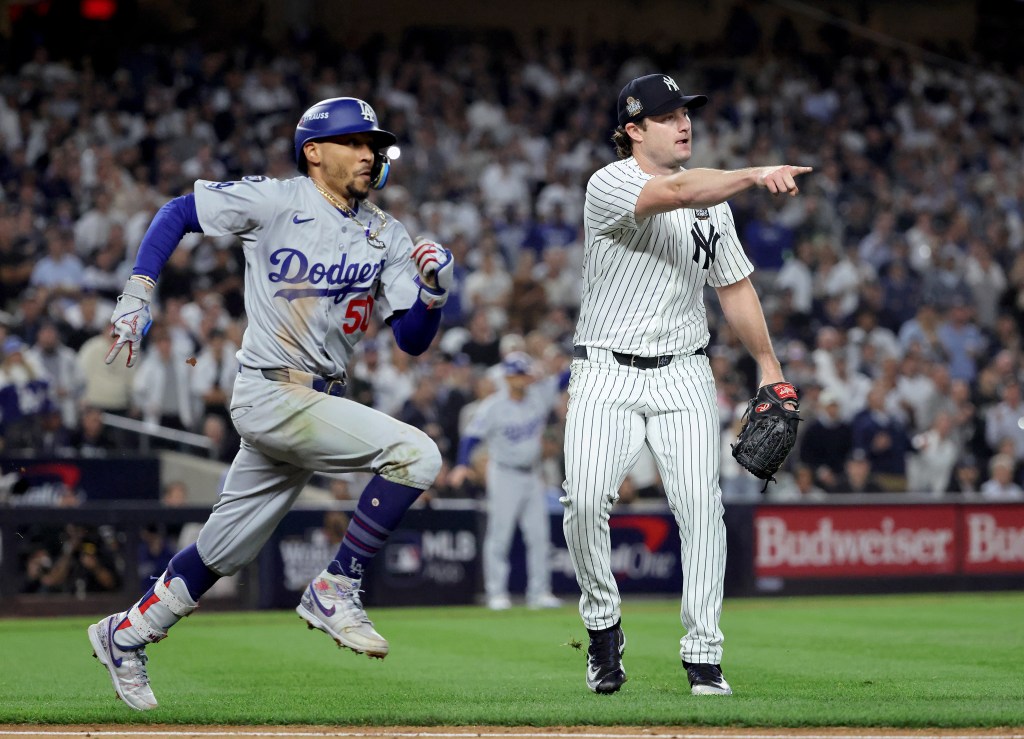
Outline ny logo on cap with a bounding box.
[358,100,376,122]
[662,76,680,92]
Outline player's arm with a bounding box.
[387,239,454,355]
[106,195,204,367]
[635,165,813,219]
[449,434,483,489]
[714,276,785,386]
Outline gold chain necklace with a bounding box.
[313,181,389,249]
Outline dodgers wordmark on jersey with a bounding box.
[574,158,753,355]
[465,375,559,468]
[193,175,421,379]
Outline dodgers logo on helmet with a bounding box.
[294,97,397,172]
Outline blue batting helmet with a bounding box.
[294,97,397,186]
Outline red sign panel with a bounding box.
[960,505,1024,574]
[755,506,957,578]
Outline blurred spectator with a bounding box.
[936,298,986,383]
[892,352,938,433]
[28,320,85,429]
[462,249,512,330]
[834,449,884,495]
[980,454,1024,501]
[851,382,912,491]
[137,524,176,591]
[460,310,502,368]
[29,227,84,299]
[947,456,982,495]
[76,331,134,417]
[797,389,851,492]
[963,239,1007,329]
[188,327,237,425]
[906,411,960,495]
[767,464,828,502]
[60,289,113,351]
[0,335,54,451]
[984,382,1024,463]
[24,524,120,596]
[131,326,196,435]
[898,303,946,363]
[160,480,190,508]
[201,413,240,463]
[67,405,119,456]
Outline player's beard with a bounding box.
[347,181,370,201]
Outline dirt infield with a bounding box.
[1,726,1023,739]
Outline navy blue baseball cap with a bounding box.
[617,74,708,127]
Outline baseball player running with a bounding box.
[88,97,454,710]
[450,351,562,610]
[562,74,810,696]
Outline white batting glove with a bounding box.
[105,276,155,368]
[411,239,454,309]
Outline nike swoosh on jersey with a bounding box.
[292,215,315,224]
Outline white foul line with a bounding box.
[1,731,1022,738]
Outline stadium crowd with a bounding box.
[1,13,1024,509]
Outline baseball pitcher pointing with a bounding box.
[88,97,454,710]
[562,74,808,695]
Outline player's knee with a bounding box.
[391,428,442,487]
[416,437,444,483]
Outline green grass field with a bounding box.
[1,592,1022,727]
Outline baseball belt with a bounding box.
[494,460,535,473]
[572,344,706,370]
[238,365,347,397]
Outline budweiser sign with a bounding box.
[755,506,957,577]
[962,506,1024,574]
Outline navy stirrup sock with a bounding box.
[328,477,423,580]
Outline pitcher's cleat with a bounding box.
[684,661,733,695]
[586,621,627,694]
[297,571,389,659]
[87,614,158,710]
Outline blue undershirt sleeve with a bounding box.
[132,194,203,281]
[457,436,482,467]
[388,298,442,356]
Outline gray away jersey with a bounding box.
[193,176,420,378]
[465,377,559,468]
[574,158,753,355]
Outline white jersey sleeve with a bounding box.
[705,202,754,288]
[584,161,649,236]
[374,220,420,321]
[193,176,283,239]
[465,395,497,440]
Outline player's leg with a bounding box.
[645,357,732,695]
[520,471,558,608]
[562,358,646,693]
[88,441,311,710]
[235,380,441,657]
[482,464,521,609]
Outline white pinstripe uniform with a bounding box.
[561,157,753,664]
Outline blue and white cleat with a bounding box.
[87,613,158,710]
[296,571,389,659]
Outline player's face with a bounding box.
[633,108,692,171]
[507,373,534,391]
[310,133,376,202]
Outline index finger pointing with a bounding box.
[792,166,814,175]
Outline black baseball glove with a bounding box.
[731,382,801,485]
